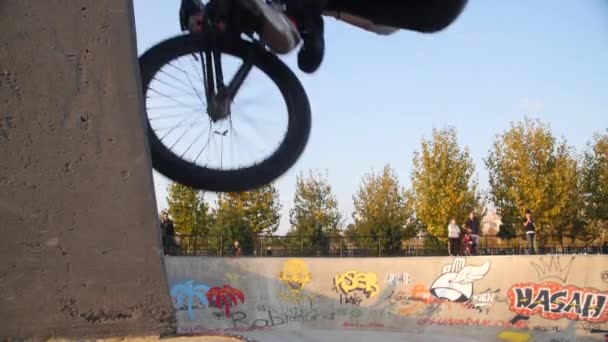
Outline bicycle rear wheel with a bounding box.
[139,34,311,192]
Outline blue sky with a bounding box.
[134,0,608,234]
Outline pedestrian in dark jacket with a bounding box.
[524,209,536,255]
[465,212,481,255]
[160,211,176,255]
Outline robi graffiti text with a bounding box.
[508,282,608,323]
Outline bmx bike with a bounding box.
[139,0,311,192]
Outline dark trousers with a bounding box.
[326,0,468,33]
[527,233,536,254]
[449,237,460,256]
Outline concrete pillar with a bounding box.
[0,1,173,339]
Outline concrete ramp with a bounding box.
[165,255,608,341]
[0,0,172,339]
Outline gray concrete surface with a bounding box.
[0,0,173,339]
[165,255,608,341]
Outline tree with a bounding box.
[166,182,212,252]
[410,127,483,241]
[166,182,211,236]
[350,165,417,254]
[485,118,581,244]
[211,184,282,254]
[581,131,608,242]
[288,171,343,253]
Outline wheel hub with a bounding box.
[208,88,231,122]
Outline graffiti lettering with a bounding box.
[508,282,608,323]
[601,271,608,284]
[339,293,363,306]
[170,280,210,320]
[533,326,564,333]
[230,309,335,329]
[418,317,529,329]
[278,291,316,305]
[334,271,380,298]
[343,322,386,329]
[386,273,413,286]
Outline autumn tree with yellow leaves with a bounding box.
[485,118,582,243]
[350,165,418,254]
[410,127,483,240]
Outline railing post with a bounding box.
[340,236,343,257]
[220,233,223,257]
[300,234,304,255]
[260,235,263,257]
[378,235,381,257]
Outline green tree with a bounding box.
[211,184,282,254]
[287,171,343,254]
[485,118,581,244]
[410,127,483,241]
[350,165,417,254]
[166,182,212,253]
[166,182,211,236]
[581,131,608,242]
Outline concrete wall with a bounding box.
[0,1,173,339]
[165,255,608,341]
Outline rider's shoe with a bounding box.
[239,0,300,54]
[297,14,325,73]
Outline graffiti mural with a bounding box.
[170,280,210,320]
[385,273,413,286]
[166,255,606,340]
[334,271,380,296]
[207,285,245,317]
[334,271,380,305]
[430,258,491,302]
[508,282,608,323]
[530,255,575,283]
[278,259,316,304]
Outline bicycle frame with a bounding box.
[191,0,269,121]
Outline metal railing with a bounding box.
[163,233,608,257]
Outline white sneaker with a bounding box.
[240,0,301,54]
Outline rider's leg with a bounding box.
[287,0,467,74]
[239,0,301,54]
[326,0,468,33]
[286,0,327,73]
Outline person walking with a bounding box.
[524,209,536,255]
[447,218,461,256]
[465,212,481,255]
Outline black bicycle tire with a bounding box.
[139,34,311,192]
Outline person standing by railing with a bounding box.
[160,210,176,255]
[230,240,242,257]
[524,209,536,255]
[465,212,481,255]
[447,218,461,256]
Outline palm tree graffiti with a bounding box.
[170,280,210,320]
[206,285,245,316]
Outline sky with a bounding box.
[133,0,608,234]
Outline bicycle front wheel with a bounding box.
[139,34,311,192]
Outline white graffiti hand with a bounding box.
[450,261,490,285]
